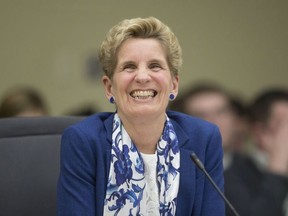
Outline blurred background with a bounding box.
[1,0,287,116]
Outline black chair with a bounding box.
[0,116,84,216]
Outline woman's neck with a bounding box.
[119,113,166,154]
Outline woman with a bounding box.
[57,17,225,216]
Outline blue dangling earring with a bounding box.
[109,96,115,104]
[169,93,175,101]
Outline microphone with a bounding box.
[190,152,240,216]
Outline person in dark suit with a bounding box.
[57,17,225,215]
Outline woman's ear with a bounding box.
[102,75,113,100]
[171,75,179,97]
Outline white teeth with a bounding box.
[131,90,155,98]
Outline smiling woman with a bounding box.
[57,17,225,216]
[102,38,178,129]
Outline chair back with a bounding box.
[0,116,84,216]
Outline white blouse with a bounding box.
[140,152,160,216]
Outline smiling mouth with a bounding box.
[130,90,157,99]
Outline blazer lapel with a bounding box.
[103,113,114,181]
[171,118,197,215]
[176,149,196,215]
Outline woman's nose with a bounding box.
[135,67,151,83]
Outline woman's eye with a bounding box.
[123,64,136,72]
[150,63,162,71]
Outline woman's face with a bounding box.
[102,38,179,121]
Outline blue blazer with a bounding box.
[57,111,225,215]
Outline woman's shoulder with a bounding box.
[167,110,218,131]
[167,111,223,168]
[167,110,221,148]
[60,112,114,155]
[63,112,114,136]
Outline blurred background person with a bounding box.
[228,95,250,152]
[0,86,49,118]
[245,88,288,216]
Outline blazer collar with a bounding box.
[103,112,191,148]
[103,112,114,144]
[170,118,190,148]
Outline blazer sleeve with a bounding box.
[57,126,96,216]
[201,126,225,215]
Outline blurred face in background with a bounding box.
[255,101,288,152]
[184,92,238,151]
[265,101,288,134]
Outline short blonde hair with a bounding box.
[98,17,182,79]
